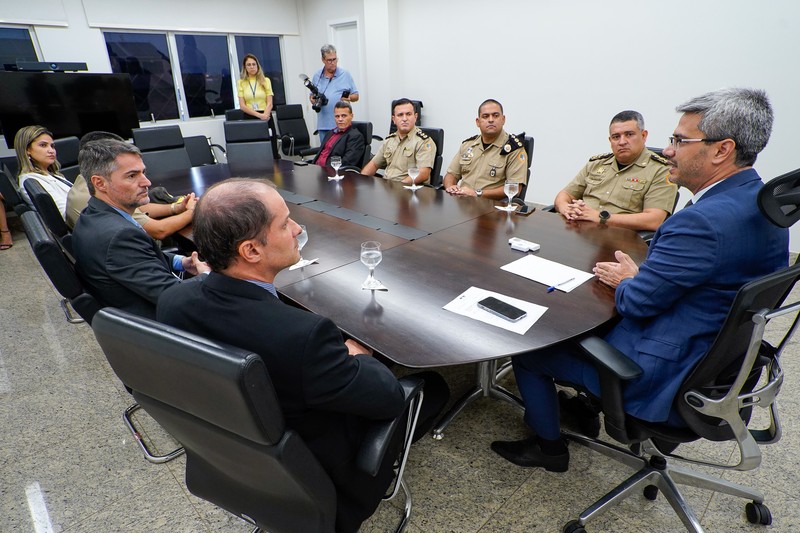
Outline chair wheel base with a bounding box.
[745,501,772,525]
[563,519,586,533]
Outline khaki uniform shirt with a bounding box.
[66,175,151,229]
[564,149,676,214]
[446,130,527,191]
[369,126,436,183]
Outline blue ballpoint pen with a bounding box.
[547,277,575,293]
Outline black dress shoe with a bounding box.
[558,391,601,438]
[491,437,569,472]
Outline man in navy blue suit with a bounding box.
[492,88,789,472]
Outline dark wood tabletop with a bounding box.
[279,209,648,367]
[155,160,648,368]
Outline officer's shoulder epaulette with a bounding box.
[385,131,398,139]
[415,129,430,140]
[500,133,525,155]
[462,134,479,144]
[650,152,670,165]
[589,152,614,162]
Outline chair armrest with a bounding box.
[209,143,226,155]
[356,376,424,477]
[542,204,557,213]
[372,135,384,142]
[577,336,643,443]
[637,230,655,243]
[340,165,361,173]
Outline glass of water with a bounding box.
[405,166,422,190]
[499,181,520,211]
[360,241,385,290]
[330,156,342,180]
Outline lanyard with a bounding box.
[248,79,258,98]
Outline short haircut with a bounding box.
[193,178,276,272]
[392,98,415,115]
[79,139,141,195]
[676,88,773,167]
[14,124,61,178]
[79,131,124,150]
[334,100,353,113]
[320,44,337,57]
[610,110,645,131]
[478,99,504,116]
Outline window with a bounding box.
[0,27,38,71]
[104,32,179,122]
[176,34,233,118]
[234,36,285,106]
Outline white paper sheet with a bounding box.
[443,286,548,335]
[500,255,594,292]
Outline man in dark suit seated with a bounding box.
[492,88,789,472]
[157,178,448,532]
[72,139,209,319]
[312,101,366,168]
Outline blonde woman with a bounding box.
[15,125,71,220]
[237,54,273,121]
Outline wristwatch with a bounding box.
[475,188,483,197]
[599,210,610,225]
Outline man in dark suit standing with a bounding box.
[312,101,366,168]
[492,88,789,472]
[72,140,209,319]
[157,178,447,532]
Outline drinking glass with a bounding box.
[498,181,520,211]
[405,166,422,190]
[289,225,313,270]
[330,156,342,180]
[360,241,385,290]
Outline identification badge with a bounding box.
[253,103,260,111]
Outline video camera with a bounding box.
[299,74,328,113]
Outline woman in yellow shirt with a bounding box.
[237,54,273,121]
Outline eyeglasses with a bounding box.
[324,57,338,64]
[668,136,724,149]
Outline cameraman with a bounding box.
[311,44,359,139]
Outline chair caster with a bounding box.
[563,519,587,533]
[643,484,659,500]
[745,501,772,525]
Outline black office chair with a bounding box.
[418,127,444,188]
[338,120,373,172]
[132,126,193,181]
[225,108,281,160]
[23,178,71,244]
[184,135,225,166]
[0,163,31,216]
[758,167,800,228]
[224,108,246,121]
[54,136,80,183]
[21,210,100,324]
[223,120,274,175]
[92,307,425,533]
[558,261,800,532]
[274,104,320,160]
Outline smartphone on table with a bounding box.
[477,296,527,322]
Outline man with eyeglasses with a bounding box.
[311,44,359,140]
[492,88,788,473]
[554,110,676,231]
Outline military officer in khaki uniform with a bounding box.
[444,99,527,200]
[362,98,436,185]
[555,110,676,232]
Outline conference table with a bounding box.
[154,160,649,436]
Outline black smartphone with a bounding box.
[515,204,536,216]
[341,90,351,99]
[477,296,527,322]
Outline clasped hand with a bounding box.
[561,199,600,223]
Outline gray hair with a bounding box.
[676,88,773,167]
[611,110,645,131]
[78,139,141,195]
[193,178,276,272]
[320,44,337,58]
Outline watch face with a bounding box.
[600,210,610,219]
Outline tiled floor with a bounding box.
[2,221,800,532]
